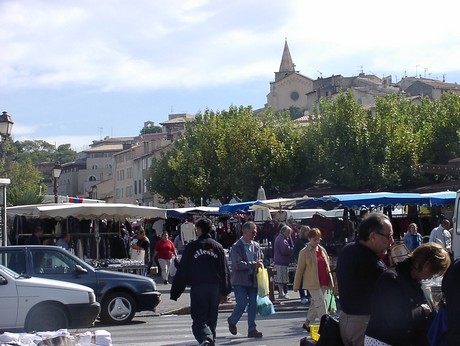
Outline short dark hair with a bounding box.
[195,218,212,234]
[357,213,390,241]
[242,221,256,233]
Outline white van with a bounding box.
[0,264,100,332]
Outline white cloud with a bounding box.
[2,0,460,147]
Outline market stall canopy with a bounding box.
[7,203,167,221]
[300,192,429,209]
[421,191,456,206]
[219,200,258,215]
[295,196,341,209]
[166,206,220,218]
[252,197,310,210]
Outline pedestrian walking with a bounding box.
[170,218,232,346]
[336,213,394,346]
[292,225,311,304]
[227,221,264,338]
[293,227,334,331]
[152,231,177,284]
[273,224,293,299]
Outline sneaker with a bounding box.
[301,297,308,304]
[227,317,237,335]
[248,330,263,338]
[278,294,289,299]
[199,340,212,346]
[164,280,168,285]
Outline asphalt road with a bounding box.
[87,310,313,346]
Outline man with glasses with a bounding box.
[228,221,264,338]
[336,213,394,346]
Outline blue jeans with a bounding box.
[229,285,258,332]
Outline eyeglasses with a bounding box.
[375,232,393,241]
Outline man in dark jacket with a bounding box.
[170,218,231,346]
[27,225,43,245]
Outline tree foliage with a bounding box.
[148,106,305,205]
[147,94,460,204]
[14,140,76,165]
[140,125,162,135]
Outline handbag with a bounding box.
[256,264,270,297]
[317,314,344,346]
[324,289,337,314]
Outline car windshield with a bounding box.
[0,264,20,278]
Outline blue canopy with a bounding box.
[421,191,456,206]
[297,192,430,209]
[296,196,341,209]
[219,200,258,215]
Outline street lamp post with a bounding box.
[52,163,62,203]
[0,111,14,140]
[0,178,11,246]
[0,111,14,161]
[0,112,14,246]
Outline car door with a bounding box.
[0,269,19,329]
[29,248,98,292]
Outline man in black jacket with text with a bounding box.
[171,218,232,346]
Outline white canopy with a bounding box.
[7,203,167,221]
[251,197,309,210]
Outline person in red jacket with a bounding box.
[153,231,177,284]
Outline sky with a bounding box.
[1,0,459,152]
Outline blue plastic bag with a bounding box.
[256,295,275,316]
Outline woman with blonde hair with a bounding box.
[293,227,334,331]
[365,242,451,345]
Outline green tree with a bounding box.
[1,158,44,206]
[13,140,76,165]
[148,106,303,205]
[140,125,162,135]
[370,94,421,188]
[55,144,77,163]
[316,91,373,189]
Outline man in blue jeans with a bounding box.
[228,221,264,338]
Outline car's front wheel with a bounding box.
[25,303,69,332]
[100,292,136,324]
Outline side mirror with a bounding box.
[0,275,7,285]
[75,264,88,274]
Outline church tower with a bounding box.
[275,39,296,82]
[266,40,313,112]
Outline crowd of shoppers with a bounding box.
[165,211,460,345]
